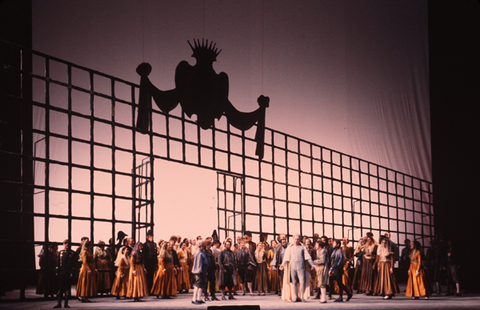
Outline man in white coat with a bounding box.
[280,234,315,302]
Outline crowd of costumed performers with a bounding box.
[36,229,460,308]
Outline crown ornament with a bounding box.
[187,38,222,62]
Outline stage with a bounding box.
[2,285,479,310]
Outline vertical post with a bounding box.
[111,79,116,242]
[271,131,276,236]
[67,64,73,243]
[297,139,302,237]
[131,85,137,239]
[44,57,51,244]
[89,72,95,242]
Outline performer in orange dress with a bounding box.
[177,241,191,293]
[406,240,431,299]
[358,236,377,295]
[76,241,98,302]
[126,242,149,301]
[374,237,399,299]
[111,246,130,299]
[151,240,177,298]
[94,240,112,294]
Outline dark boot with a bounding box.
[315,288,321,299]
[54,293,62,308]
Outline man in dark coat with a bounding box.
[54,239,76,308]
[329,239,352,302]
[143,230,158,291]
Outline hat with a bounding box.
[117,231,128,241]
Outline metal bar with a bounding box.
[111,79,116,243]
[284,134,289,238]
[89,71,95,243]
[44,57,50,244]
[297,140,302,237]
[67,64,73,243]
[131,85,137,240]
[272,133,276,237]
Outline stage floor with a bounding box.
[2,286,479,310]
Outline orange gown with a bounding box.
[126,254,149,298]
[176,249,190,291]
[76,250,98,297]
[374,247,399,296]
[406,250,431,297]
[111,256,130,297]
[95,248,112,293]
[151,250,177,297]
[268,249,280,292]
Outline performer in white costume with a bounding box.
[280,234,314,302]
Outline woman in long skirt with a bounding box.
[36,244,57,298]
[126,242,149,301]
[94,240,112,294]
[151,240,177,298]
[76,241,98,302]
[268,240,280,294]
[358,236,377,295]
[254,242,269,295]
[176,241,190,293]
[374,238,399,299]
[111,247,130,299]
[406,241,431,300]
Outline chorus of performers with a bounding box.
[37,230,461,308]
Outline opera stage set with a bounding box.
[1,0,479,299]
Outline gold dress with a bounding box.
[359,244,377,294]
[95,247,112,293]
[151,248,177,296]
[111,255,130,297]
[76,250,98,297]
[374,246,399,296]
[406,250,431,297]
[176,249,190,291]
[254,250,269,292]
[268,249,280,292]
[126,253,149,298]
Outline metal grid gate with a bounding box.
[1,40,434,294]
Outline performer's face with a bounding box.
[294,236,301,245]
